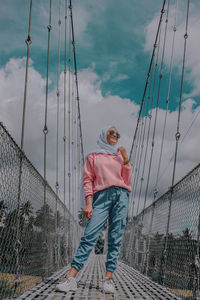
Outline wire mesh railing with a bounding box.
[0,122,81,299]
[120,162,200,299]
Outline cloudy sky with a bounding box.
[1,0,200,216]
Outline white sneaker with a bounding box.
[103,277,115,294]
[56,276,77,293]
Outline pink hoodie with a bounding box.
[83,152,133,197]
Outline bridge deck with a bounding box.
[13,255,181,300]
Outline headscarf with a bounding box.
[87,125,120,156]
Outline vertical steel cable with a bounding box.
[21,1,32,152]
[142,4,167,211]
[131,121,142,192]
[132,102,146,193]
[129,0,166,161]
[144,1,175,273]
[71,68,76,220]
[71,45,76,251]
[153,0,176,199]
[132,23,163,266]
[69,0,84,164]
[129,121,141,216]
[14,1,33,295]
[63,0,68,258]
[171,0,189,189]
[162,0,190,284]
[43,0,52,277]
[55,0,62,270]
[132,97,149,211]
[68,7,72,259]
[137,23,163,214]
[135,57,156,216]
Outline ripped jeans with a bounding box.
[71,186,129,273]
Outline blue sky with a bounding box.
[1,0,198,111]
[1,0,200,214]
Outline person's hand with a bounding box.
[83,203,93,219]
[117,146,128,162]
[84,195,93,219]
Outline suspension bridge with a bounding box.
[0,0,200,299]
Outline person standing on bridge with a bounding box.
[56,125,133,294]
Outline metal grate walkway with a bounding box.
[12,255,181,300]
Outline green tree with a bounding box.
[0,200,7,223]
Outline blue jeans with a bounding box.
[71,186,129,272]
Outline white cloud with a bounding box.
[113,74,129,81]
[144,1,200,97]
[1,58,200,218]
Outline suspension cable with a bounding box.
[134,56,156,216]
[130,102,146,216]
[132,94,149,215]
[71,62,76,220]
[129,120,142,215]
[68,7,72,259]
[43,0,52,198]
[21,0,32,151]
[69,0,84,164]
[43,0,52,277]
[162,0,190,283]
[55,0,61,269]
[131,119,142,191]
[154,0,177,199]
[68,11,72,213]
[139,20,163,213]
[14,0,33,295]
[63,0,68,211]
[142,3,168,211]
[144,0,176,275]
[171,0,190,188]
[129,0,166,161]
[151,104,200,195]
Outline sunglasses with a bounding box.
[109,130,120,139]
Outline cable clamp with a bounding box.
[25,35,32,46]
[184,33,188,39]
[47,24,52,31]
[43,126,48,135]
[58,19,61,25]
[55,182,59,189]
[173,26,177,32]
[175,131,181,141]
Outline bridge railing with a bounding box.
[0,123,81,299]
[120,162,200,299]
